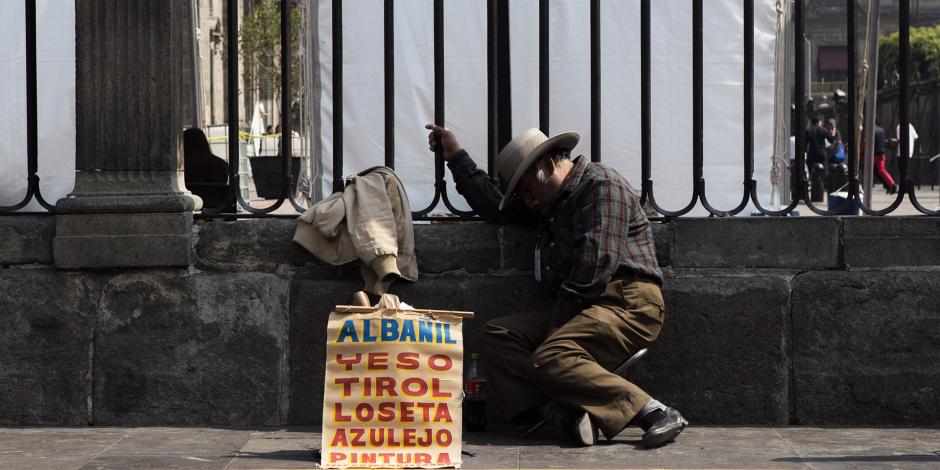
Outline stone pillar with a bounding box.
[54,1,193,268]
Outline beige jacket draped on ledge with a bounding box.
[293,167,417,294]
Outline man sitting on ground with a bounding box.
[424,124,687,448]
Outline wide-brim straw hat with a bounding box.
[496,128,580,210]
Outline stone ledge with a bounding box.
[56,213,191,236]
[497,225,538,272]
[672,218,841,269]
[844,237,940,267]
[193,219,671,275]
[414,223,502,273]
[9,215,940,270]
[651,222,673,267]
[842,216,940,237]
[54,234,192,269]
[194,218,318,272]
[0,216,54,265]
[843,217,940,267]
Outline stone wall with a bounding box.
[1,215,939,426]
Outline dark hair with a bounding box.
[811,116,821,125]
[527,148,572,177]
[183,128,227,185]
[548,148,572,163]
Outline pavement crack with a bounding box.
[86,277,105,426]
[774,428,811,469]
[78,427,140,468]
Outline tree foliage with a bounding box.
[878,24,940,89]
[238,0,303,102]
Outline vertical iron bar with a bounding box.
[496,1,512,151]
[487,0,512,174]
[435,0,444,129]
[434,0,445,196]
[746,0,802,215]
[227,0,239,196]
[190,0,202,127]
[436,0,475,218]
[487,0,496,175]
[744,0,754,181]
[640,0,651,193]
[794,0,806,195]
[846,0,856,187]
[539,0,549,135]
[692,0,703,185]
[899,0,910,187]
[638,0,695,217]
[385,0,394,169]
[1,0,53,212]
[281,0,292,198]
[25,0,38,179]
[695,0,729,215]
[590,0,600,162]
[332,0,343,193]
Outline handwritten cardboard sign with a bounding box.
[321,306,471,468]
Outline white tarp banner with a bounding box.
[315,0,780,216]
[1,1,778,216]
[0,1,76,211]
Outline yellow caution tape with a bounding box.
[207,131,284,143]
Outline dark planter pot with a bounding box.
[249,156,302,199]
[827,194,860,215]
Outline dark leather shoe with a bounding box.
[561,410,598,446]
[642,407,687,448]
[541,401,598,446]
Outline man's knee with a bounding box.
[526,343,570,384]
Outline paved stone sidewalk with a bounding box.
[1,426,938,469]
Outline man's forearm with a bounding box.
[447,150,516,224]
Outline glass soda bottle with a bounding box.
[464,352,487,432]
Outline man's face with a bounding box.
[515,160,562,215]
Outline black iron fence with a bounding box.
[3,0,939,218]
[0,1,54,213]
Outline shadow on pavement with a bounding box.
[773,454,940,463]
[232,450,319,462]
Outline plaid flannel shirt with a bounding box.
[448,151,662,326]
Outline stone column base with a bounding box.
[53,171,195,269]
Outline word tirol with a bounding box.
[336,318,458,344]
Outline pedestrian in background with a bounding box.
[873,121,897,194]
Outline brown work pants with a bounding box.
[479,277,665,440]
